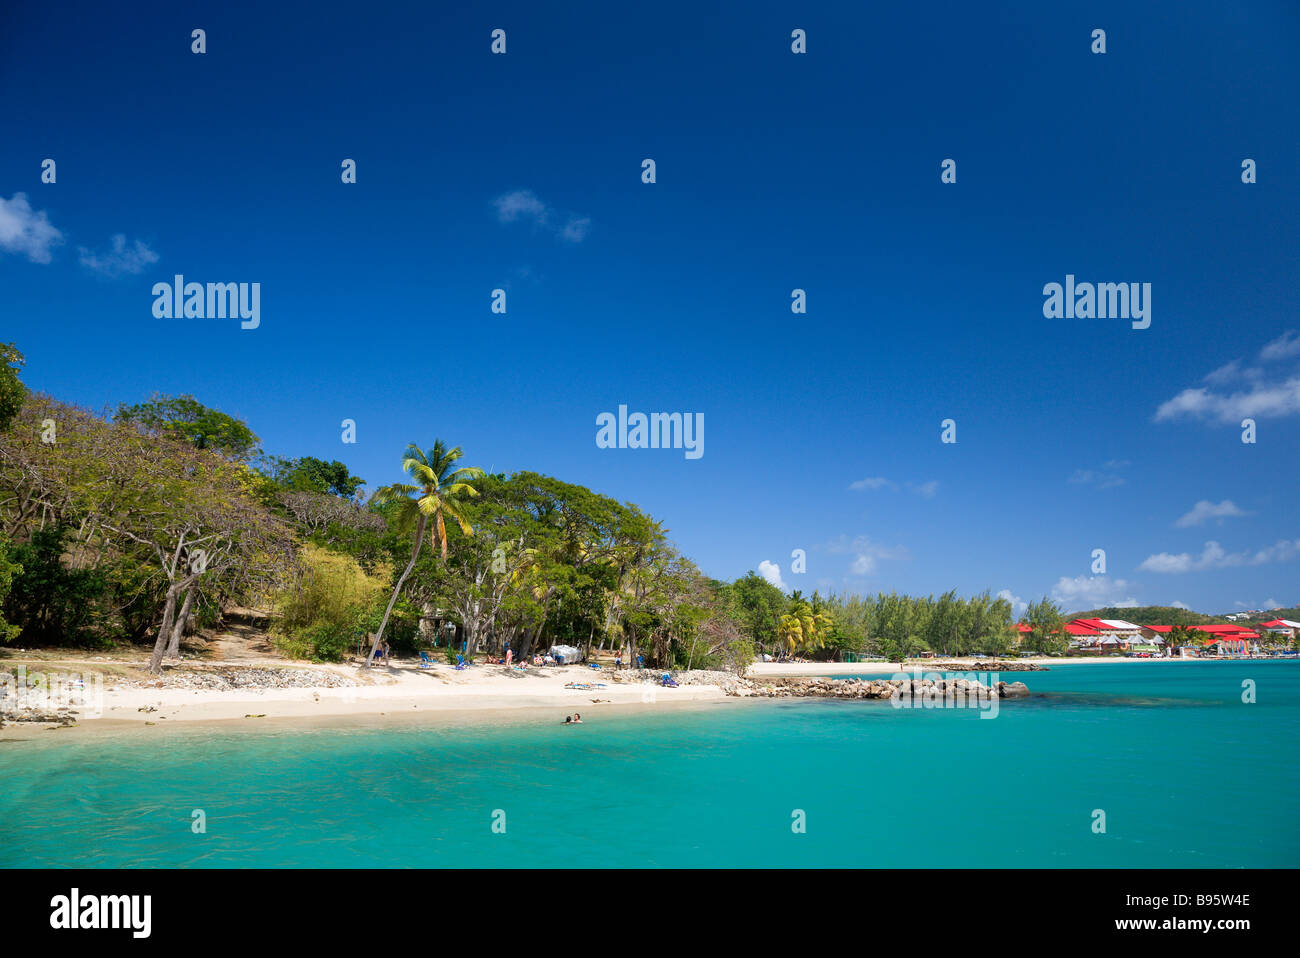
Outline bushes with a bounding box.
[273,544,390,662]
[2,526,109,646]
[0,537,21,643]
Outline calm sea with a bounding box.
[1,661,1295,867]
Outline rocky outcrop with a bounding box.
[729,675,1029,701]
[600,668,1029,702]
[929,660,1045,672]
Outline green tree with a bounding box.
[727,571,788,653]
[0,344,25,432]
[116,394,261,460]
[1025,596,1068,655]
[777,597,834,657]
[268,455,365,499]
[365,441,483,667]
[0,537,21,642]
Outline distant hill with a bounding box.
[1065,606,1217,626]
[1256,607,1300,622]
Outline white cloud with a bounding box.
[1174,499,1249,528]
[0,192,63,263]
[1260,330,1300,362]
[492,190,590,243]
[848,476,938,497]
[1170,600,1190,610]
[1264,597,1280,609]
[757,559,787,592]
[1138,538,1300,573]
[1155,379,1300,424]
[998,589,1027,616]
[1069,466,1126,489]
[78,234,159,277]
[1203,360,1243,386]
[559,216,590,242]
[826,535,909,578]
[1156,337,1300,425]
[493,190,548,223]
[1051,575,1139,608]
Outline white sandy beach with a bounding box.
[1,660,727,731]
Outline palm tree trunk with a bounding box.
[366,513,426,668]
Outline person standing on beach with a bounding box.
[615,650,622,670]
[505,646,513,667]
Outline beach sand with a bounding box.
[0,659,727,735]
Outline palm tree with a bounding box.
[777,598,832,659]
[364,441,483,668]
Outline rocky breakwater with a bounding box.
[731,675,1030,702]
[929,660,1045,672]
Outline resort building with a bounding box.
[1066,618,1152,651]
[1260,618,1300,639]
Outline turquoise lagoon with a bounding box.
[0,661,1296,868]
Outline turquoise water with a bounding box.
[1,661,1296,867]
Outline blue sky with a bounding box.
[2,1,1297,616]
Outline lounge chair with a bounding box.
[455,654,468,671]
[419,651,435,669]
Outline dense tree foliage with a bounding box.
[1,348,1163,672]
[0,344,25,433]
[264,455,366,500]
[1024,597,1069,655]
[116,394,262,460]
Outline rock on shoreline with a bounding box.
[611,668,1029,702]
[729,675,1030,700]
[929,660,1045,672]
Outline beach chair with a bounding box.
[455,654,468,671]
[419,651,435,669]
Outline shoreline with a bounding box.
[5,654,1291,739]
[0,660,730,737]
[746,656,1273,677]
